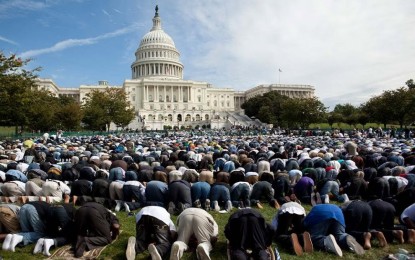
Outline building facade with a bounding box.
[36,6,314,130]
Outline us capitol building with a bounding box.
[36,6,314,130]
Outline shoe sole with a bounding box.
[291,233,303,256]
[126,237,136,260]
[346,235,365,255]
[326,235,342,257]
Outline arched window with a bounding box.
[185,114,191,122]
[196,114,201,121]
[205,114,209,120]
[168,114,173,121]
[158,114,163,120]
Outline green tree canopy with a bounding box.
[0,51,41,133]
[82,88,135,131]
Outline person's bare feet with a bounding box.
[274,200,280,209]
[392,230,404,244]
[64,194,70,203]
[72,195,78,206]
[20,196,27,204]
[407,229,415,244]
[372,231,387,247]
[363,232,371,250]
[256,202,263,209]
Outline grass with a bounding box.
[1,203,413,260]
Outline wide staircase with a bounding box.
[220,111,266,128]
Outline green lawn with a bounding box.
[0,203,413,260]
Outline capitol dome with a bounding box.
[131,5,184,80]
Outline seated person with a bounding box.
[250,172,280,209]
[303,204,364,257]
[2,201,50,251]
[126,206,176,260]
[170,208,218,260]
[293,176,314,204]
[33,203,77,256]
[191,170,213,210]
[0,204,21,241]
[272,201,311,256]
[399,202,415,243]
[225,208,274,260]
[145,171,168,207]
[73,202,120,257]
[341,200,386,249]
[167,170,192,215]
[210,171,232,212]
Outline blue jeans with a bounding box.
[320,181,344,202]
[191,182,211,204]
[145,181,168,207]
[210,185,231,208]
[18,204,46,245]
[307,218,349,251]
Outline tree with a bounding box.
[55,97,83,131]
[362,95,391,128]
[241,91,286,126]
[281,97,327,128]
[26,90,58,132]
[0,52,41,133]
[82,88,135,131]
[406,79,415,89]
[333,103,358,126]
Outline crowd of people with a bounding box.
[1,128,415,259]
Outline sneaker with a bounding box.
[324,195,330,204]
[346,235,365,255]
[194,199,201,208]
[115,200,122,212]
[168,201,176,215]
[126,237,136,260]
[324,234,342,256]
[148,243,162,260]
[196,243,211,260]
[204,199,211,211]
[302,232,313,253]
[342,194,350,203]
[225,200,233,212]
[212,201,220,211]
[124,202,130,213]
[290,233,303,256]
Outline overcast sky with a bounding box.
[1,0,414,110]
